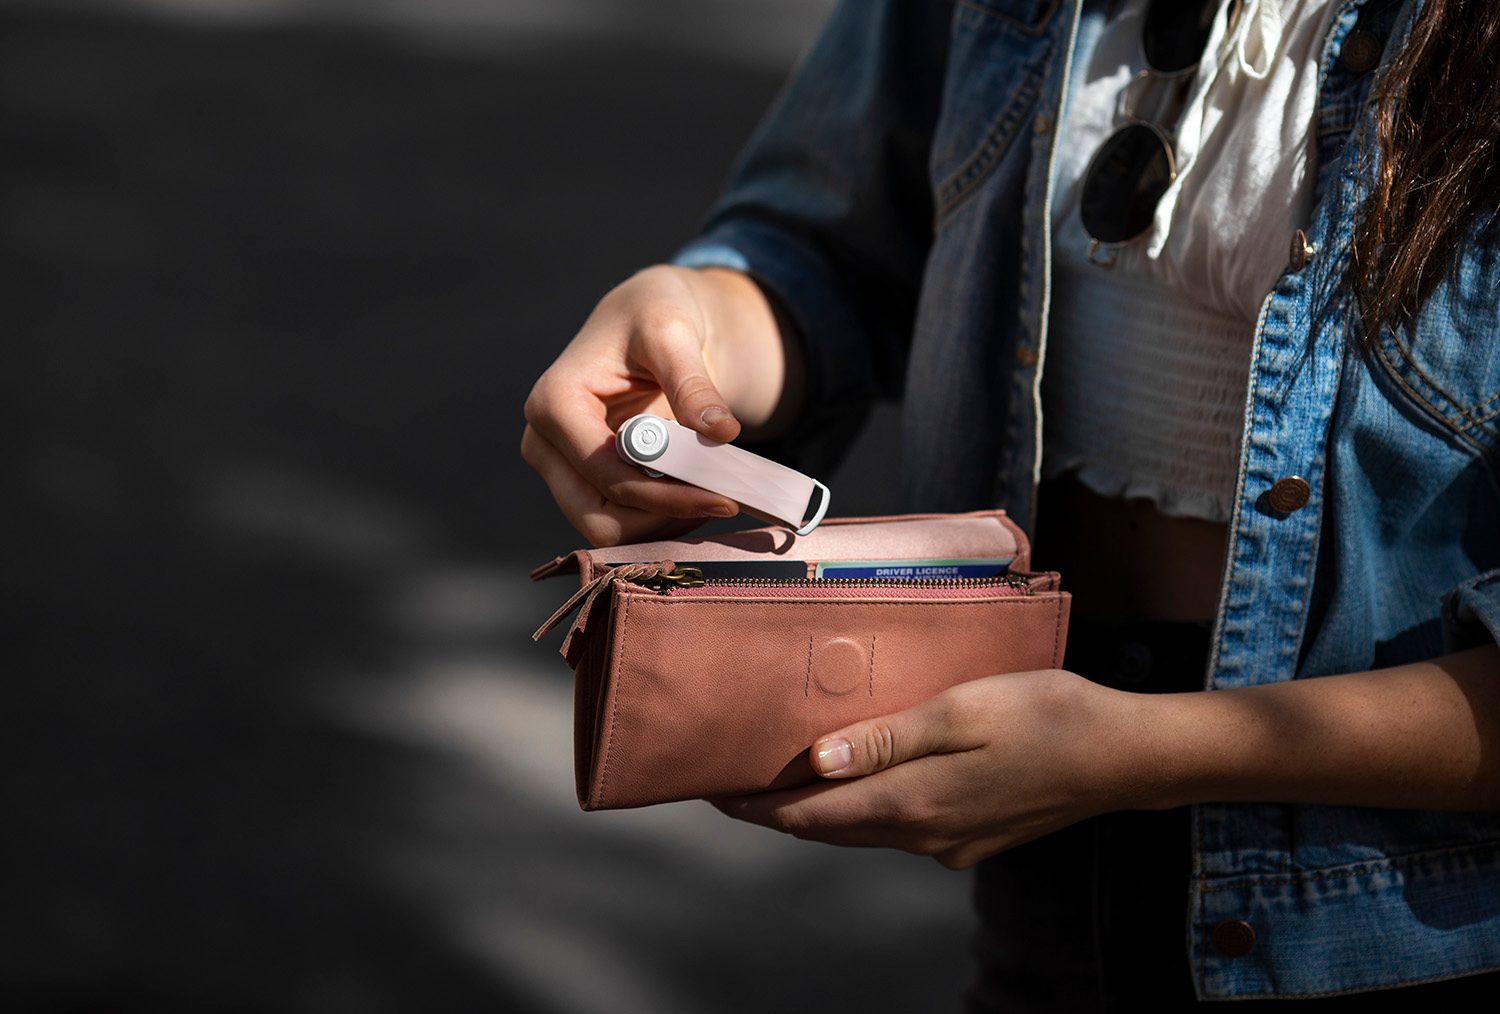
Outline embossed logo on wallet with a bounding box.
[809,635,874,697]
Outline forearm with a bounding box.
[1121,644,1500,812]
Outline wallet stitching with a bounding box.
[1052,599,1063,668]
[597,592,632,808]
[805,634,812,698]
[868,636,876,697]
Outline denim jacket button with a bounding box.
[1340,29,1382,75]
[1268,476,1312,514]
[1033,113,1053,135]
[1212,919,1257,957]
[1288,229,1313,271]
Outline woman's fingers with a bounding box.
[520,425,711,546]
[710,777,906,836]
[709,763,958,856]
[810,691,969,779]
[523,384,738,521]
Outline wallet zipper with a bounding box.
[642,567,1033,595]
[534,561,1036,658]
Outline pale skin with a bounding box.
[522,265,1500,869]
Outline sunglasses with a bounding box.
[1080,0,1240,261]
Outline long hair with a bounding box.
[1353,0,1500,341]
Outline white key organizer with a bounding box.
[615,414,831,536]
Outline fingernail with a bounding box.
[703,502,738,518]
[700,405,731,428]
[814,738,852,776]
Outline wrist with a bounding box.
[1095,687,1250,812]
[1056,677,1184,815]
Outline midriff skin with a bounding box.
[1033,475,1230,624]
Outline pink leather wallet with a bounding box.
[532,510,1070,810]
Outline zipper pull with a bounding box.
[529,553,574,581]
[531,560,677,660]
[642,565,705,593]
[1002,574,1033,594]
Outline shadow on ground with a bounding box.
[2,4,954,1012]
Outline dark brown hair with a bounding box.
[1353,0,1500,341]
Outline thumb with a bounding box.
[811,698,958,779]
[642,328,741,443]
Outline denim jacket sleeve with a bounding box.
[671,0,955,469]
[1444,567,1500,652]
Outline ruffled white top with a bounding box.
[1042,0,1337,522]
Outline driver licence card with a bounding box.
[814,557,1011,579]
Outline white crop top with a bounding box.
[1042,0,1337,522]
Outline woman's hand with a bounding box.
[711,670,1149,870]
[712,645,1500,869]
[521,265,798,547]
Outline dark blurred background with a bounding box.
[3,1,958,1011]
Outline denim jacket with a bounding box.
[673,0,1500,999]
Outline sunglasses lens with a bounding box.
[1143,0,1224,72]
[1080,123,1174,245]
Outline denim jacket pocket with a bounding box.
[1370,228,1500,455]
[930,1,1058,223]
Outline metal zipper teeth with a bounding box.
[650,574,1033,594]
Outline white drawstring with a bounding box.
[1236,0,1286,79]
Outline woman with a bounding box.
[521,0,1500,1004]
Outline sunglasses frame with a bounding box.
[1080,119,1179,267]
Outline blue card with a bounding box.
[815,557,1012,580]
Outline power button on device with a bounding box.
[620,415,669,462]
